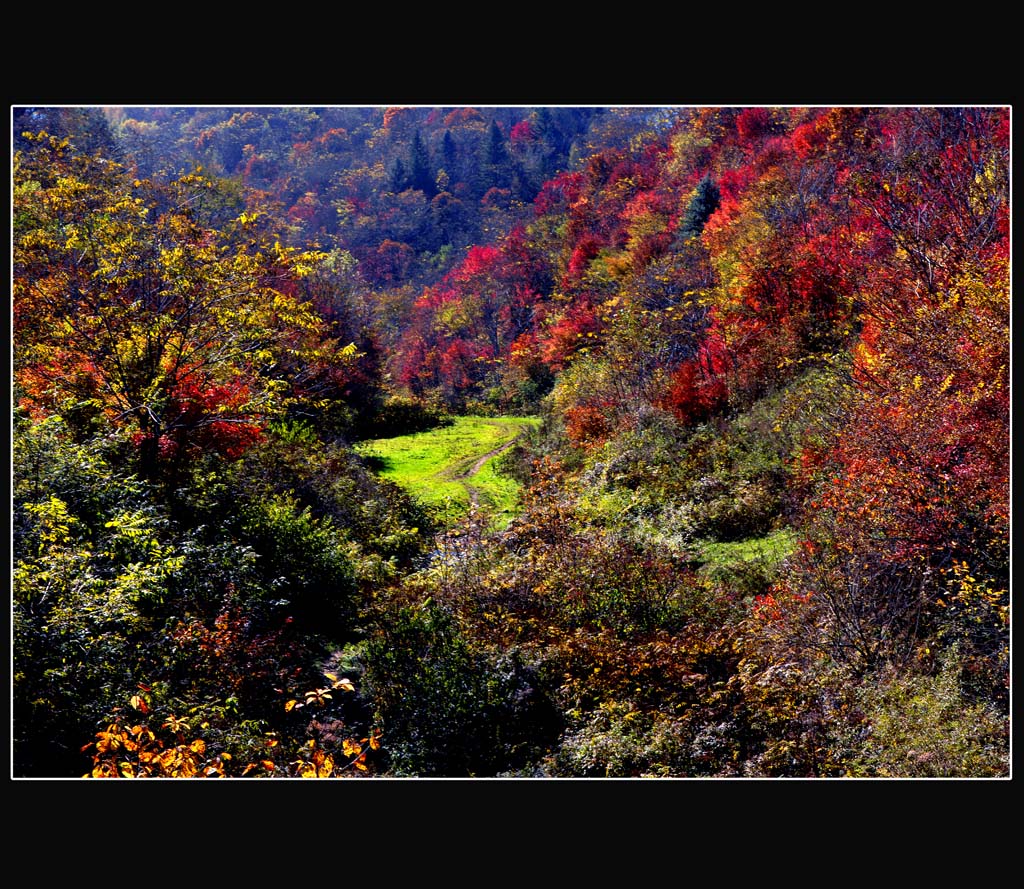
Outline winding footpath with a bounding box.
[456,439,519,508]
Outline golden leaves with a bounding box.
[291,740,337,778]
[162,715,190,734]
[285,672,357,711]
[85,716,216,779]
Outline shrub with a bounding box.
[362,602,559,775]
[549,702,690,777]
[239,494,357,637]
[361,395,452,438]
[844,649,1009,777]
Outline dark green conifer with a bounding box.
[409,130,435,195]
[681,174,721,238]
[389,156,408,192]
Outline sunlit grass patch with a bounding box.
[356,415,539,525]
[696,528,797,571]
[694,528,797,595]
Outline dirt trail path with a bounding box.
[457,439,519,508]
[456,439,517,480]
[460,438,516,508]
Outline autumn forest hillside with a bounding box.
[12,106,1009,777]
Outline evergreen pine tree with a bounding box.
[484,119,509,169]
[389,156,409,192]
[442,129,459,181]
[680,175,721,238]
[478,119,511,192]
[409,130,435,196]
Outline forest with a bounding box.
[11,106,1009,778]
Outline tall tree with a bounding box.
[441,129,459,180]
[479,119,511,191]
[680,174,720,238]
[409,129,435,196]
[14,133,344,476]
[389,156,409,192]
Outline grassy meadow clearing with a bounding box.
[356,416,540,524]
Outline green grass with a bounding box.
[695,528,797,593]
[696,529,797,566]
[356,416,539,525]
